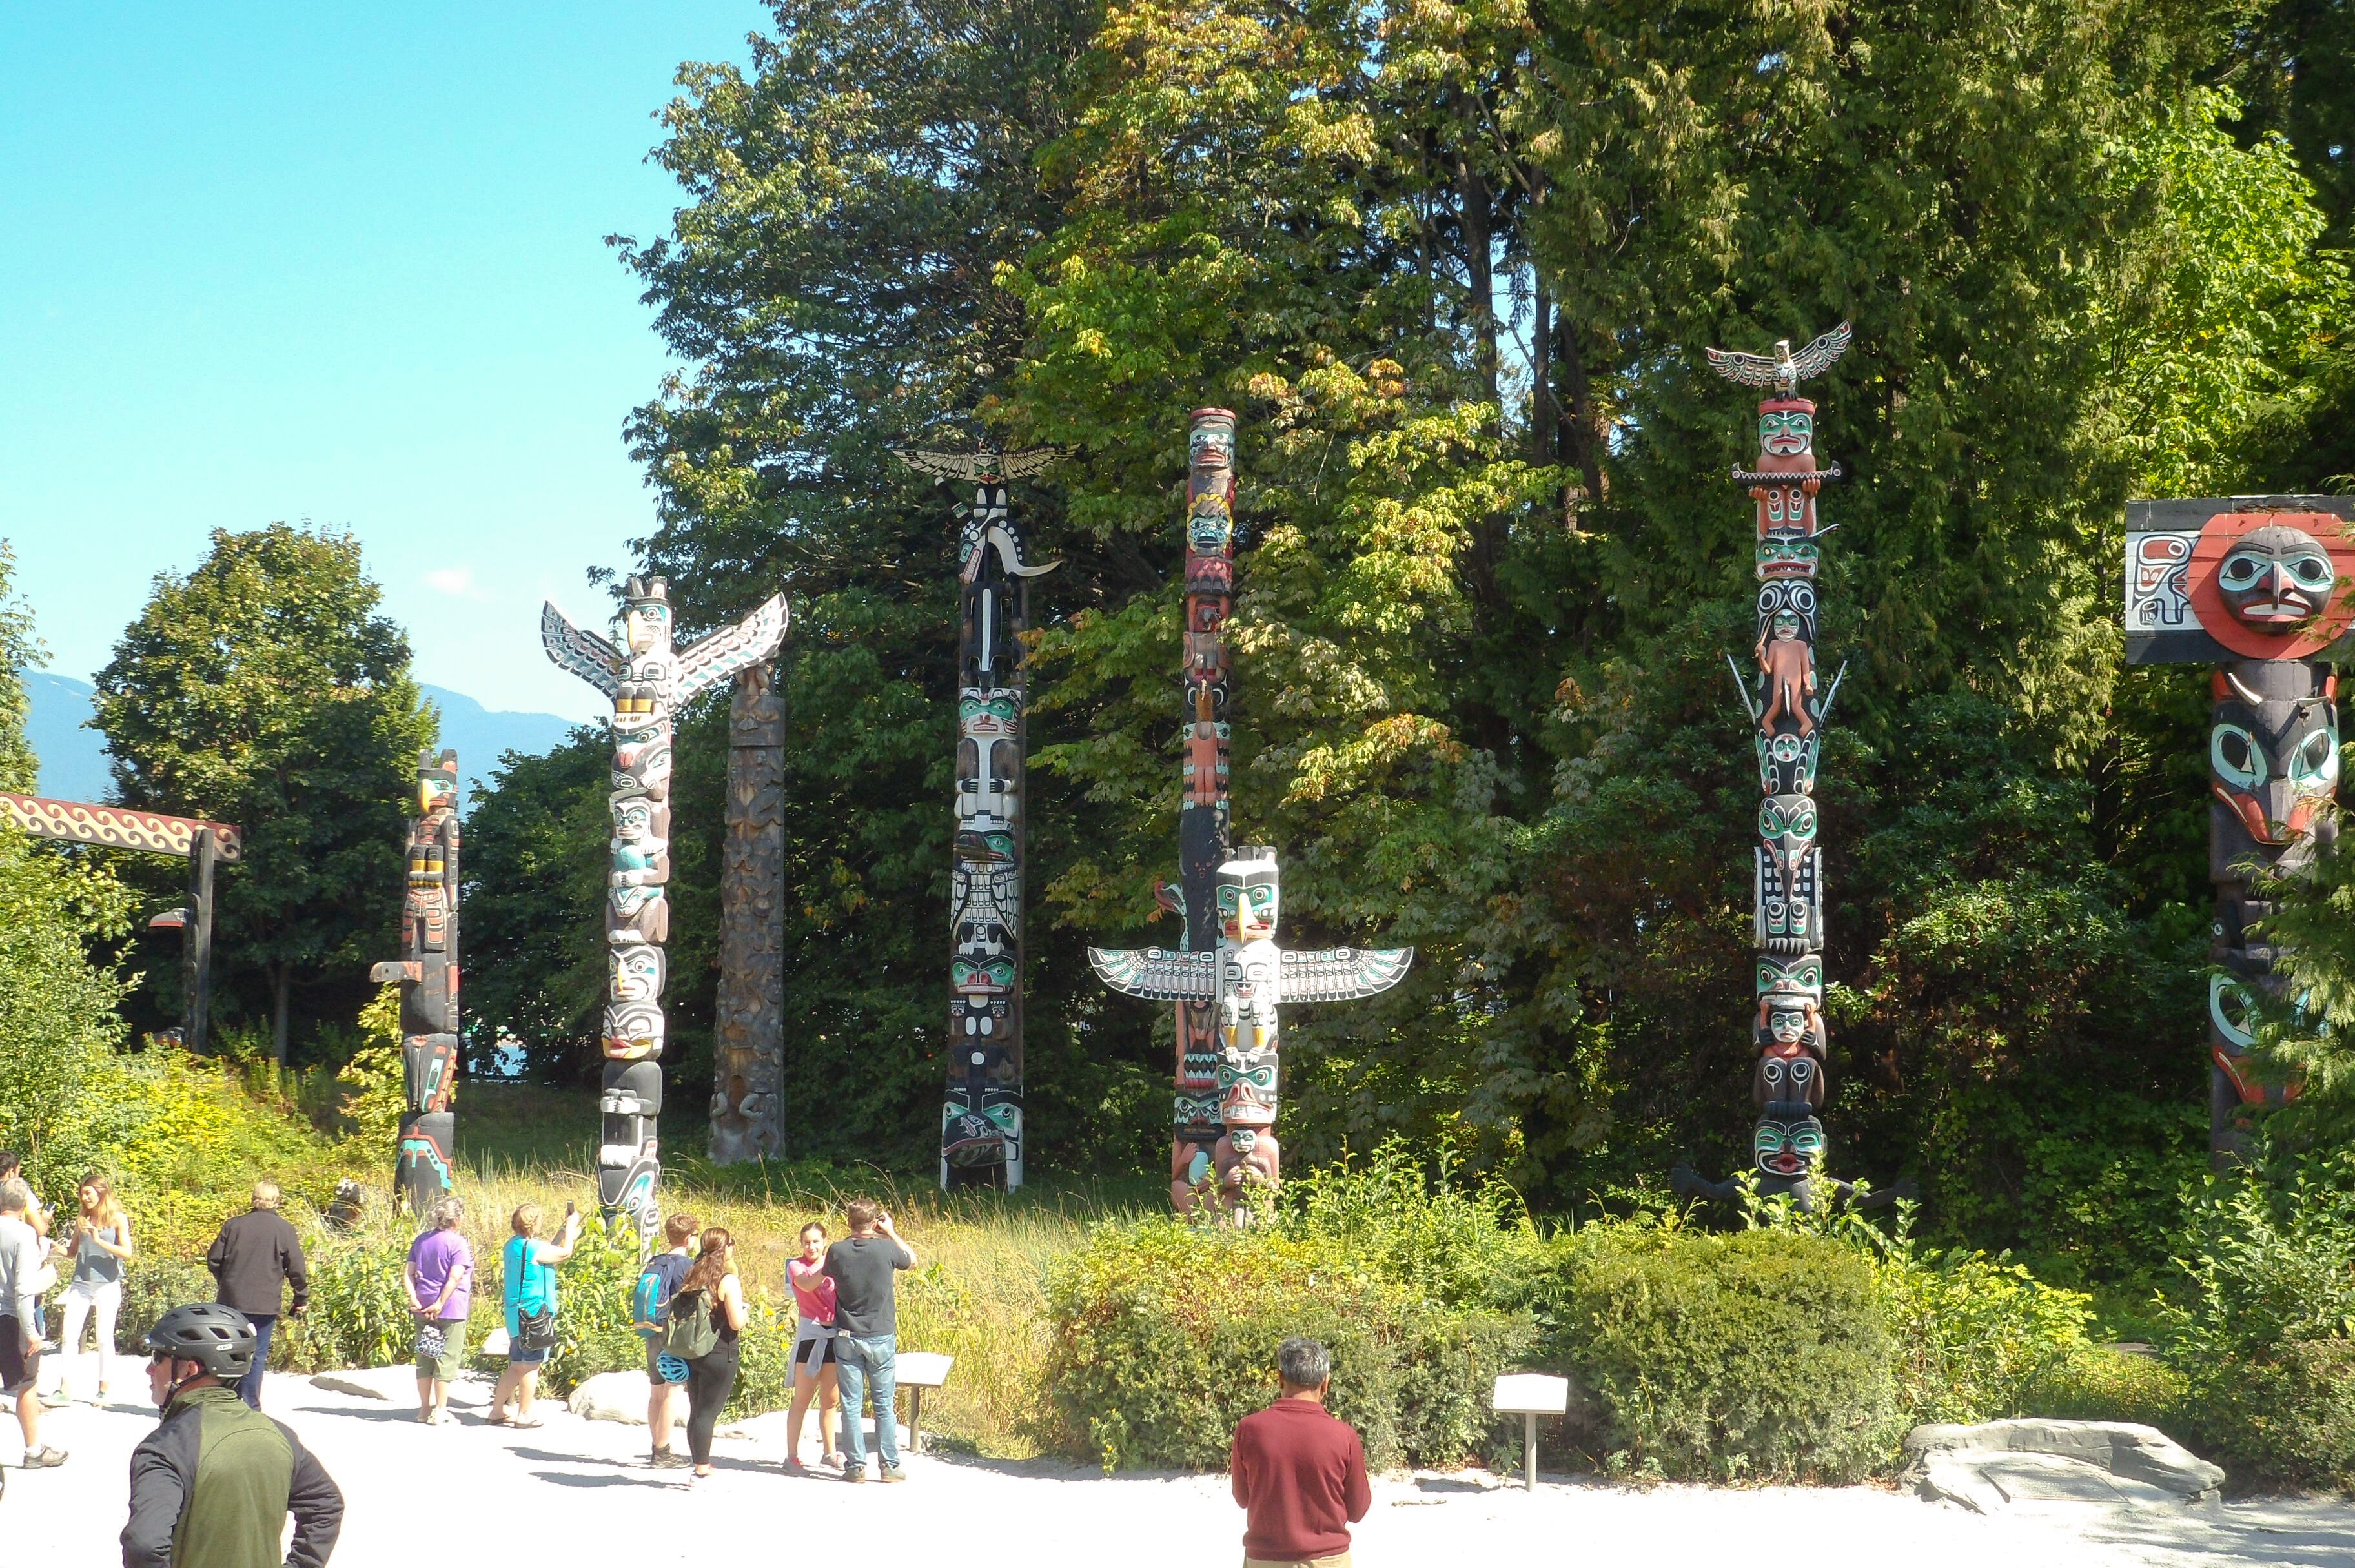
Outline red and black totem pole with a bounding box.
[371,750,462,1210]
[2124,496,2355,1164]
[1671,325,1871,1212]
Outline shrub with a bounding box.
[2024,1345,2190,1429]
[2173,1339,2355,1491]
[1044,1217,1534,1471]
[1544,1227,1901,1482]
[1873,1243,2095,1426]
[283,1236,418,1374]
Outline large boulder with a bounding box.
[568,1370,651,1423]
[1904,1420,2225,1513]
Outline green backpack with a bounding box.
[662,1287,720,1361]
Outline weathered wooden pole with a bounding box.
[710,659,789,1163]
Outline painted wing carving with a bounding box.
[672,595,789,706]
[1089,947,1217,1002]
[895,445,1065,485]
[1278,947,1414,1004]
[540,601,622,697]
[1787,321,1853,382]
[1704,346,1784,389]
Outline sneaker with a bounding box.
[880,1465,907,1483]
[27,1447,66,1468]
[844,1466,868,1483]
[651,1450,689,1469]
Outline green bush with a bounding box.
[1045,1217,1534,1471]
[2024,1345,2190,1428]
[2173,1339,2355,1491]
[1543,1227,1901,1482]
[283,1237,418,1374]
[1873,1244,2095,1425]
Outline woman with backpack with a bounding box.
[489,1201,580,1428]
[667,1225,748,1478]
[784,1219,844,1475]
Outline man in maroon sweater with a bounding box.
[1229,1338,1372,1567]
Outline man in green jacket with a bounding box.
[123,1303,343,1568]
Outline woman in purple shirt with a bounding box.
[405,1196,474,1425]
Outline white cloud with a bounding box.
[423,567,484,599]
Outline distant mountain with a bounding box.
[21,671,110,802]
[14,672,576,810]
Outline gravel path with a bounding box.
[8,1373,2350,1565]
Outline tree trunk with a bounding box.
[710,659,789,1164]
[1556,314,1604,512]
[1531,279,1555,464]
[270,965,291,1068]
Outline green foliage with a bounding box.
[2024,1345,2190,1430]
[91,523,436,1064]
[2161,1148,2355,1363]
[0,540,41,793]
[285,1236,418,1374]
[1871,1238,2095,1427]
[1045,1216,1534,1471]
[1538,1228,1900,1483]
[2174,1338,2355,1491]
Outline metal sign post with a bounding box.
[1492,1372,1571,1491]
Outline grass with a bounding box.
[192,1079,1156,1458]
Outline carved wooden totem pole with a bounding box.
[710,662,788,1164]
[1671,325,1861,1211]
[1089,409,1411,1214]
[369,751,462,1210]
[896,444,1062,1190]
[2123,496,2355,1164]
[543,576,788,1241]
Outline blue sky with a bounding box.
[0,3,769,722]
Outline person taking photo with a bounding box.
[822,1198,915,1483]
[490,1202,580,1427]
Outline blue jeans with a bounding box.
[238,1316,276,1409]
[835,1333,898,1470]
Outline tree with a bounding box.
[92,525,434,1066]
[0,542,141,1187]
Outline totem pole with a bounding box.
[709,662,788,1165]
[542,576,788,1243]
[895,443,1063,1190]
[1089,409,1412,1214]
[1669,323,1865,1212]
[2123,496,2355,1164]
[369,751,462,1210]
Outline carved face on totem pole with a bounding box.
[1753,1108,1826,1178]
[1189,493,1234,557]
[622,576,675,656]
[603,999,664,1061]
[1758,406,1813,460]
[951,955,1015,1037]
[611,944,664,1003]
[611,731,672,802]
[2216,525,2338,631]
[1217,1044,1278,1128]
[1754,995,1827,1058]
[2210,678,2340,848]
[1216,855,1279,942]
[1189,417,1236,476]
[417,751,459,817]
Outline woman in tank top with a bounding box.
[57,1174,132,1402]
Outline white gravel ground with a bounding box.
[8,1373,2352,1566]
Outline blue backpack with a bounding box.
[632,1253,688,1336]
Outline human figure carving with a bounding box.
[1755,611,1815,738]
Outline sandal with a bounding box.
[485,1414,513,1427]
[509,1417,545,1429]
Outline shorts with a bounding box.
[792,1325,837,1376]
[506,1345,549,1367]
[415,1318,467,1382]
[0,1318,37,1396]
[646,1340,689,1385]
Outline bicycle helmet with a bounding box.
[147,1303,259,1379]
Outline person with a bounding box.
[57,1174,134,1404]
[203,1181,309,1410]
[403,1196,473,1425]
[822,1197,915,1483]
[0,1181,64,1467]
[1229,1338,1371,1568]
[489,1201,580,1427]
[670,1226,748,1480]
[123,1302,343,1568]
[0,1154,51,1237]
[635,1211,699,1467]
[783,1219,844,1476]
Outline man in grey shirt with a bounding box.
[822,1198,916,1482]
[0,1181,64,1466]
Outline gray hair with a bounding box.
[429,1196,464,1229]
[251,1180,281,1210]
[0,1179,28,1214]
[1278,1337,1330,1390]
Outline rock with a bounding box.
[311,1365,496,1407]
[568,1370,651,1424]
[1903,1420,2224,1514]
